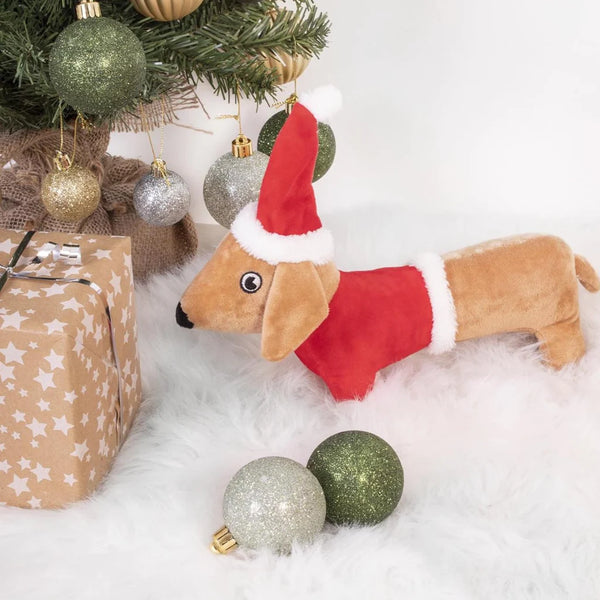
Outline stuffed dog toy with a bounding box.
[177,88,599,401]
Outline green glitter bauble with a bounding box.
[49,17,146,116]
[307,431,404,526]
[257,110,336,182]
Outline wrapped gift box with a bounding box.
[0,230,141,508]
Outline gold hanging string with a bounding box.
[54,109,72,171]
[140,100,170,183]
[216,83,244,134]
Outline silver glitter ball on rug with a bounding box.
[222,456,326,554]
[203,135,269,229]
[133,167,191,227]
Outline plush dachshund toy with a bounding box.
[177,87,600,401]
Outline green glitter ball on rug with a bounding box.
[49,15,146,116]
[257,110,336,182]
[307,431,404,526]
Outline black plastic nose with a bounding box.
[176,302,194,329]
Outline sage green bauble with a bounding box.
[257,110,336,182]
[307,431,404,526]
[49,17,146,115]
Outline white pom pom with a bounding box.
[299,85,343,123]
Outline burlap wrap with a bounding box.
[0,125,198,280]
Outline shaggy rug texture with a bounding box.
[1,207,600,600]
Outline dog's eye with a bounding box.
[240,272,262,294]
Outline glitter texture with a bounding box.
[257,110,336,182]
[307,431,404,526]
[133,170,191,227]
[223,456,326,553]
[203,151,269,229]
[49,17,146,116]
[40,166,101,222]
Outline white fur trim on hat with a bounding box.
[409,253,457,354]
[230,202,335,266]
[299,85,343,123]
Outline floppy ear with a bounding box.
[261,262,330,361]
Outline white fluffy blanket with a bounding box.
[1,208,600,600]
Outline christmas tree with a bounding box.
[0,0,330,131]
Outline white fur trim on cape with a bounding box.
[299,85,343,123]
[230,202,335,265]
[409,253,458,354]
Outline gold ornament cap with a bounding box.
[285,93,299,115]
[231,135,253,158]
[210,526,238,555]
[76,1,102,19]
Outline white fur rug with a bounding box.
[1,208,600,600]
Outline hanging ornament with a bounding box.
[260,10,310,85]
[40,114,101,223]
[307,431,404,526]
[258,93,336,182]
[129,0,204,21]
[211,457,326,555]
[133,102,191,226]
[133,160,191,226]
[204,89,269,229]
[49,1,146,116]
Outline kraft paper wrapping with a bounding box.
[0,230,141,508]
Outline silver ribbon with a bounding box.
[0,232,124,446]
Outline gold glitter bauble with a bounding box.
[41,166,101,223]
[130,0,205,21]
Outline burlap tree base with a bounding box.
[0,125,198,280]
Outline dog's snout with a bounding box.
[176,302,194,329]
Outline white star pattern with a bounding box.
[28,497,42,509]
[93,324,104,344]
[0,238,18,254]
[45,318,67,334]
[33,368,55,391]
[53,416,73,436]
[81,413,89,426]
[30,463,51,482]
[7,474,29,496]
[64,473,77,487]
[7,288,21,296]
[1,311,28,330]
[0,362,15,383]
[30,440,39,448]
[0,342,27,364]
[24,289,41,299]
[44,349,64,370]
[17,457,31,470]
[98,438,109,457]
[71,441,89,461]
[36,399,50,412]
[28,341,38,349]
[64,391,78,404]
[89,468,96,481]
[93,249,112,260]
[96,412,106,432]
[12,410,26,423]
[0,460,11,473]
[81,310,95,335]
[43,283,66,297]
[18,389,28,397]
[109,272,122,295]
[26,418,47,438]
[61,297,84,312]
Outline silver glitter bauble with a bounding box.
[133,169,191,227]
[203,150,269,229]
[222,456,326,553]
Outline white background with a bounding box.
[108,0,600,224]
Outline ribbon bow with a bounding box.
[0,231,124,445]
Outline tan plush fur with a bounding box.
[180,232,598,369]
[444,234,599,367]
[180,234,340,356]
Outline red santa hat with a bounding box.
[230,86,342,265]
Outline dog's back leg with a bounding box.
[535,315,586,369]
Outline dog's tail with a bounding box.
[575,254,600,292]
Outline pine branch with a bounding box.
[0,0,331,131]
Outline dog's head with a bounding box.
[176,232,339,361]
